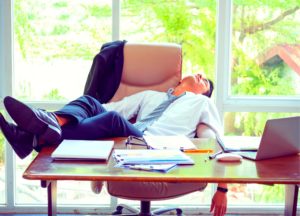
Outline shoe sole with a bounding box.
[0,113,33,159]
[4,96,61,143]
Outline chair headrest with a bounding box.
[110,42,182,102]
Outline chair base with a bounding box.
[112,201,184,216]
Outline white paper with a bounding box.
[221,136,260,150]
[143,135,196,150]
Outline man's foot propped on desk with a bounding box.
[4,96,62,144]
[0,113,35,159]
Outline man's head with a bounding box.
[173,73,214,97]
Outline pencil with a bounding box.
[183,149,214,153]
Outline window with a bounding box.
[13,0,112,101]
[12,0,112,207]
[0,0,299,214]
[231,0,300,97]
[121,0,217,79]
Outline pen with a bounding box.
[183,149,214,153]
[209,150,223,159]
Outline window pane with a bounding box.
[13,0,112,101]
[231,0,300,96]
[224,112,299,206]
[224,112,299,136]
[0,110,5,204]
[15,153,47,204]
[121,0,217,80]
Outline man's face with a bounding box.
[178,73,210,95]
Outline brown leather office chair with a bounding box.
[91,42,216,216]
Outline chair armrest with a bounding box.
[196,123,216,138]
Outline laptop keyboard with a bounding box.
[236,151,257,159]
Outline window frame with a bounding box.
[0,0,299,214]
[215,0,300,121]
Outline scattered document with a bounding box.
[113,149,194,165]
[51,139,114,161]
[143,135,196,150]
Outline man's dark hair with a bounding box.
[203,79,214,98]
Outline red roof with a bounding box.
[257,44,300,76]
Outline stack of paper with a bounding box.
[143,135,196,150]
[113,149,194,165]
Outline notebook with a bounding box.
[51,139,114,161]
[217,116,300,161]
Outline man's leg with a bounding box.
[61,111,143,140]
[4,95,104,144]
[54,95,107,124]
[55,95,142,139]
[4,96,61,144]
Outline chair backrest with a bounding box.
[109,42,216,138]
[110,42,182,102]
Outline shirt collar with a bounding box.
[167,88,186,99]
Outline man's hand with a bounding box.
[210,189,227,216]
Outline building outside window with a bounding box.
[0,0,299,214]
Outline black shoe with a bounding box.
[0,113,34,159]
[4,96,62,144]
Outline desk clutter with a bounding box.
[114,135,198,172]
[113,149,194,165]
[126,135,197,150]
[113,149,194,172]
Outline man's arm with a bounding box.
[103,90,150,120]
[210,183,228,216]
[103,92,145,119]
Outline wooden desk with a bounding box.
[23,138,300,216]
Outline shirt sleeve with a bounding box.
[198,98,223,135]
[103,91,147,120]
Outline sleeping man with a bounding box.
[0,73,228,216]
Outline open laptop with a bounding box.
[51,139,114,161]
[217,116,300,161]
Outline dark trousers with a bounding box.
[55,95,142,140]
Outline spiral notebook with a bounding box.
[51,139,114,161]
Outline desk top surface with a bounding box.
[23,138,300,184]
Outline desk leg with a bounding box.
[285,184,299,216]
[41,180,57,216]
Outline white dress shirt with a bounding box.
[103,90,222,138]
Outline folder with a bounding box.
[113,149,194,165]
